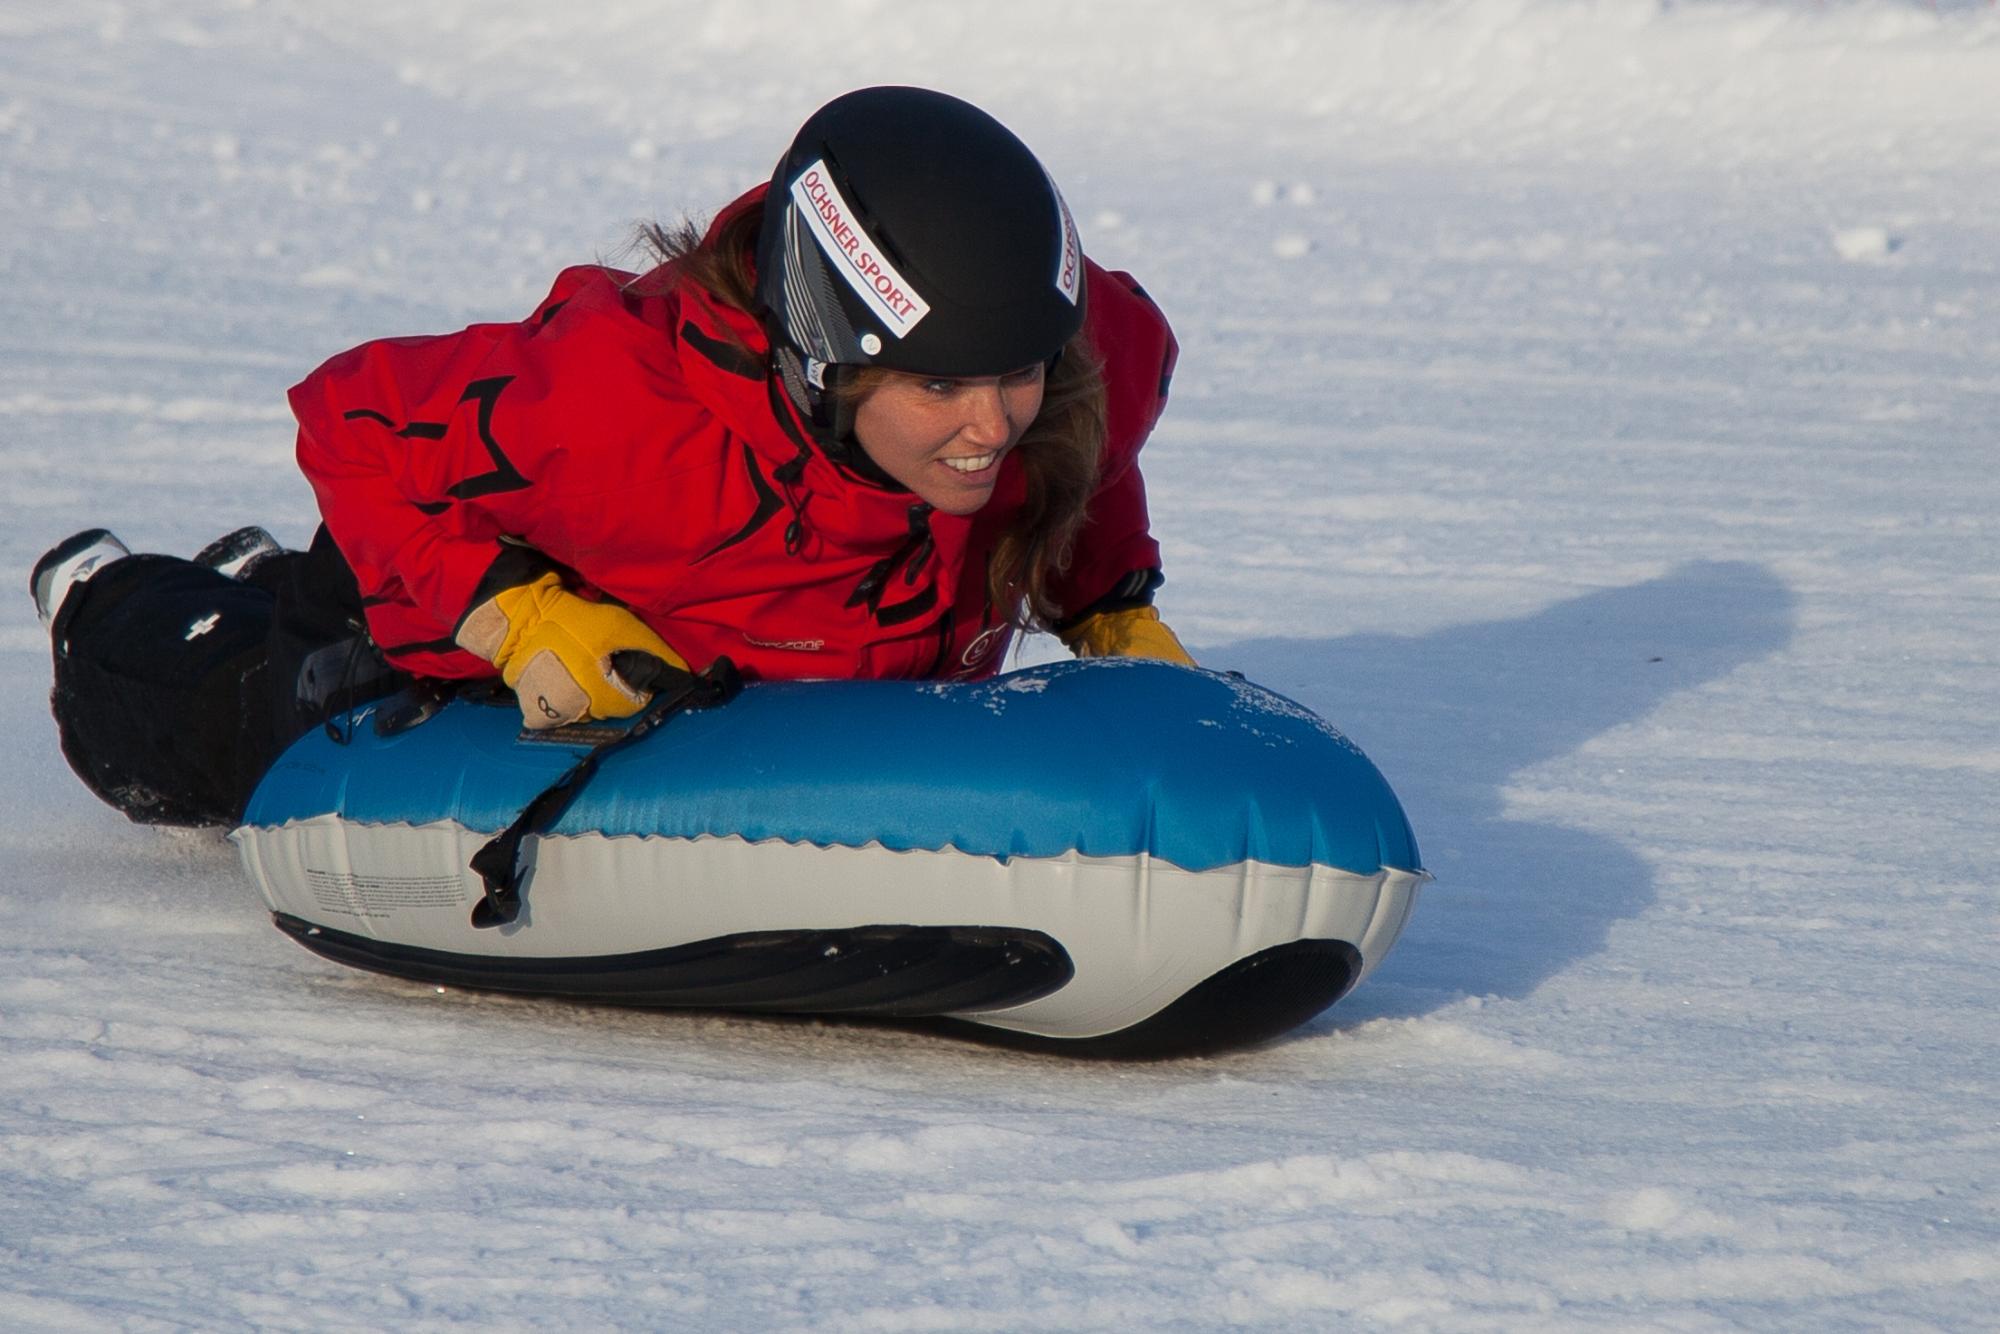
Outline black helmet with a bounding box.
[755,86,1085,393]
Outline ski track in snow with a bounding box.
[3,0,1997,1327]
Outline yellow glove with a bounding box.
[456,573,686,728]
[1059,605,1196,666]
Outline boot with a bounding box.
[30,528,130,629]
[192,525,284,580]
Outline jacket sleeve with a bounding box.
[289,273,598,674]
[1050,263,1177,622]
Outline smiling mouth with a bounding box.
[940,452,1001,475]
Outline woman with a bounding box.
[34,86,1194,827]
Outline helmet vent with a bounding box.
[788,159,932,341]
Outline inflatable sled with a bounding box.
[233,660,1426,1056]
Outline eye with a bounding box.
[1003,364,1045,386]
[921,378,958,396]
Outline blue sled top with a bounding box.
[243,659,1421,877]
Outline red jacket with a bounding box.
[290,189,1177,683]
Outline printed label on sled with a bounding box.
[306,868,468,919]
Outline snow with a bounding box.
[4,0,1998,1326]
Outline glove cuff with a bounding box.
[1061,605,1196,665]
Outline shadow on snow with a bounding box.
[1207,559,1796,1028]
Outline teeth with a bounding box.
[942,453,997,473]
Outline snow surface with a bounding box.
[5,0,1999,1327]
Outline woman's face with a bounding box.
[852,364,1046,515]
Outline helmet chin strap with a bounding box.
[770,346,901,491]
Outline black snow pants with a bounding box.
[48,527,405,827]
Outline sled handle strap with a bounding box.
[468,654,742,929]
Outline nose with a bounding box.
[958,384,1013,449]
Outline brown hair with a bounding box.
[634,209,1107,629]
